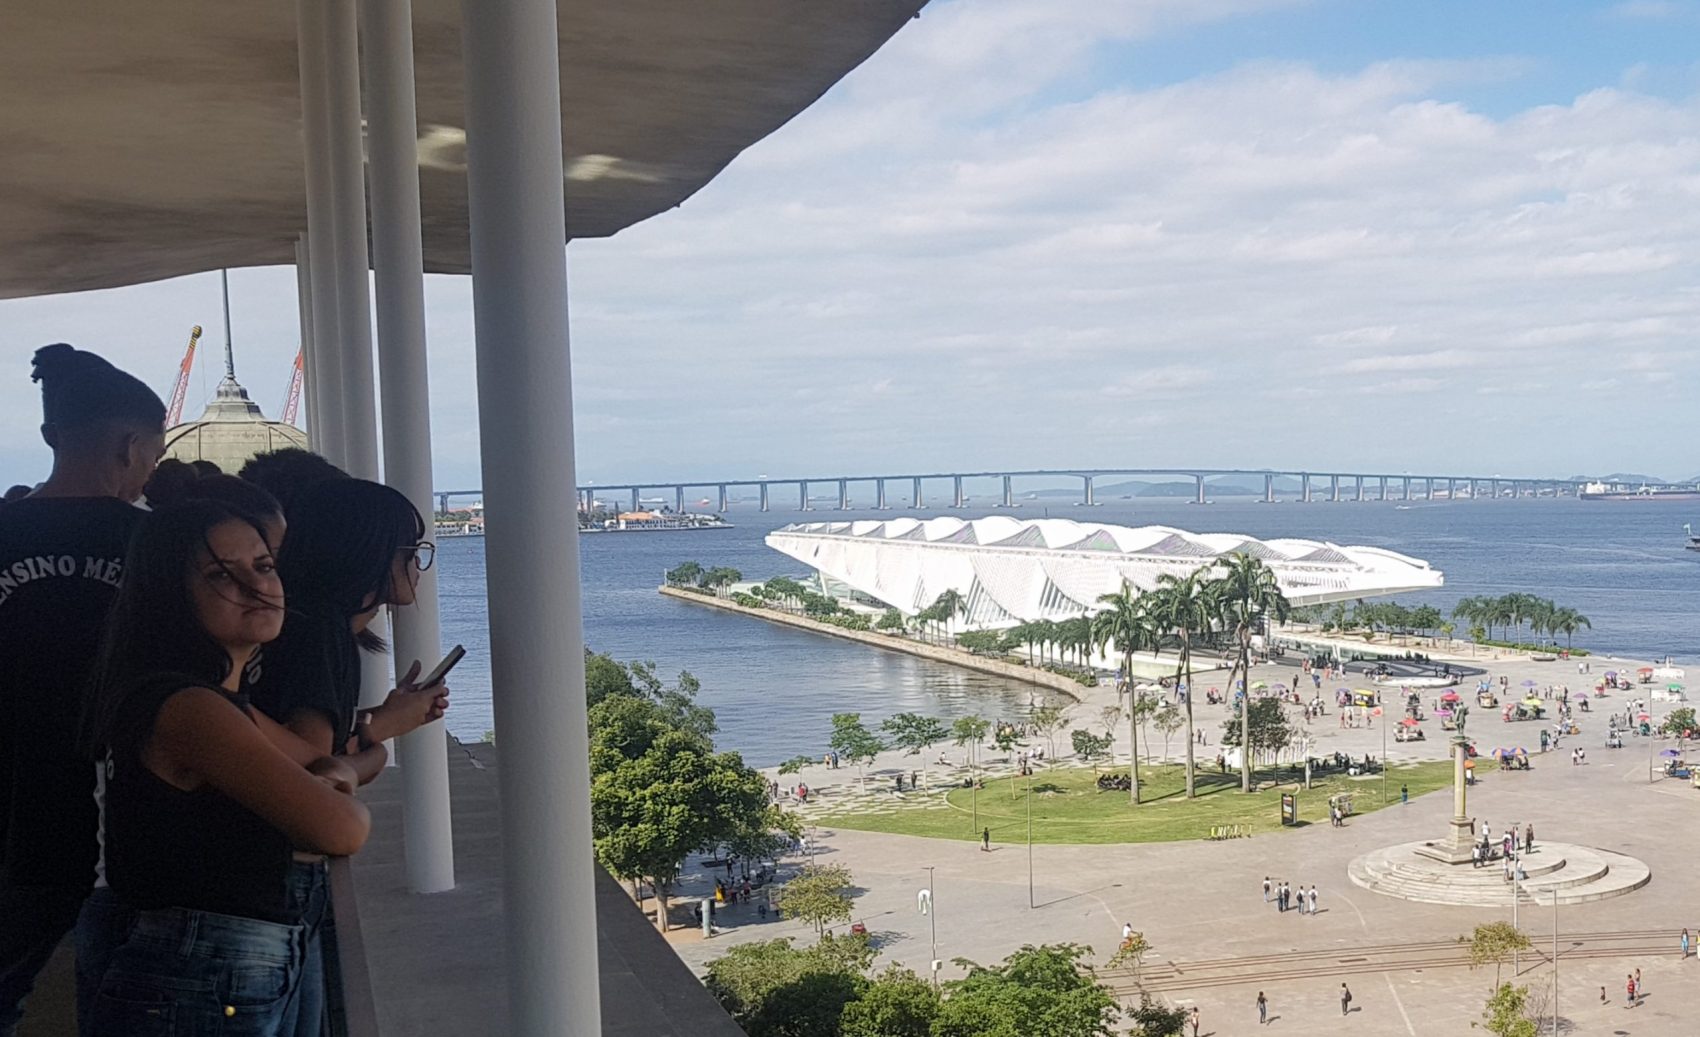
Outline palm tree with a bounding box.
[1092,584,1155,804]
[1212,552,1292,793]
[933,589,966,643]
[1143,571,1213,798]
[1553,607,1591,650]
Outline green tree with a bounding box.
[932,944,1119,1037]
[952,715,990,781]
[956,629,1004,654]
[1126,994,1188,1036]
[1464,921,1532,989]
[930,589,966,644]
[772,863,857,936]
[1031,702,1070,762]
[1475,983,1538,1037]
[1151,704,1184,763]
[830,712,885,791]
[1143,570,1213,798]
[1552,606,1591,650]
[839,967,940,1037]
[588,695,780,931]
[1662,706,1697,737]
[1070,729,1111,762]
[1218,697,1293,779]
[1092,584,1155,804]
[1212,553,1291,793]
[881,712,949,789]
[665,560,703,587]
[876,608,907,633]
[704,934,872,1037]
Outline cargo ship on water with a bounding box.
[1578,481,1700,502]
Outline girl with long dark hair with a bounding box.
[246,477,448,1036]
[81,500,369,1036]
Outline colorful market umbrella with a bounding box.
[1400,717,1420,727]
[1659,748,1682,758]
[1669,683,1685,692]
[1638,667,1655,674]
[1521,679,1539,687]
[1441,690,1461,701]
[1251,681,1268,690]
[1604,671,1618,678]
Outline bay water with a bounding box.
[437,497,1699,766]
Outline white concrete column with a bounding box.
[322,0,381,479]
[296,0,347,467]
[459,0,600,1031]
[360,0,455,894]
[294,235,324,450]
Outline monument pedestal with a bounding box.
[1414,816,1477,865]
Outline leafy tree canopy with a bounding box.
[839,968,941,1037]
[932,944,1118,1037]
[1070,729,1111,761]
[1478,983,1539,1037]
[1218,697,1293,757]
[772,863,858,935]
[704,934,874,1037]
[883,712,950,757]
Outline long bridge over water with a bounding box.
[436,467,1593,514]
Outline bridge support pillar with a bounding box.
[876,479,888,510]
[630,487,639,512]
[1083,476,1095,507]
[1401,477,1410,501]
[1001,475,1014,509]
[759,483,769,512]
[1330,475,1340,502]
[437,492,450,514]
[675,486,684,514]
[912,477,923,509]
[1194,475,1206,505]
[952,475,965,509]
[1354,476,1364,502]
[718,484,728,513]
[1300,474,1311,503]
[838,479,849,511]
[800,481,810,511]
[1378,476,1388,501]
[1263,473,1275,504]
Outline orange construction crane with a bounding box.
[165,325,203,427]
[281,349,304,426]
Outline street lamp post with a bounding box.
[1026,765,1034,910]
[925,865,939,989]
[1550,891,1558,1037]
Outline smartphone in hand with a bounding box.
[419,645,466,689]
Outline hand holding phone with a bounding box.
[419,645,466,689]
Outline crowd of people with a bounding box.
[1,345,450,1036]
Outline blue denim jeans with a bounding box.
[282,860,330,1037]
[0,882,86,1037]
[84,906,306,1037]
[74,886,137,1036]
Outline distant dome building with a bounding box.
[163,340,306,475]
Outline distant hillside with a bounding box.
[1569,473,1668,484]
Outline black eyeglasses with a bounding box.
[401,541,436,572]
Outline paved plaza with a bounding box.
[669,649,1700,1034]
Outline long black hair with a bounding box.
[84,499,277,759]
[238,448,348,514]
[31,343,165,448]
[277,478,425,651]
[147,471,283,541]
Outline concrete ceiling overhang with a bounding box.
[0,0,927,300]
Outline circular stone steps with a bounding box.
[1348,841,1649,907]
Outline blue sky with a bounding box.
[4,0,1699,487]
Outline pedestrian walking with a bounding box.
[1294,884,1305,915]
[1681,927,1690,959]
[1262,876,1271,902]
[1308,885,1318,915]
[981,827,991,851]
[1471,842,1482,868]
[1626,973,1636,1006]
[1635,967,1641,997]
[1400,783,1408,804]
[1525,823,1534,854]
[1188,1006,1200,1036]
[1340,982,1353,1015]
[1257,991,1268,1025]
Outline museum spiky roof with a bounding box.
[767,516,1443,627]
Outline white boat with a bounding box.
[1686,524,1699,552]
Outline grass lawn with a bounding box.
[819,759,1483,845]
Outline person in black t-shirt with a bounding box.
[0,345,164,1037]
[79,500,368,1036]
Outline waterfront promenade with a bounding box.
[665,649,1698,1034]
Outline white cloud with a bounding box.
[4,1,1700,484]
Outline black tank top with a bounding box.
[103,683,297,925]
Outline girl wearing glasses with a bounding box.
[245,476,447,1037]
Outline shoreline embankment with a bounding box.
[657,586,1088,700]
